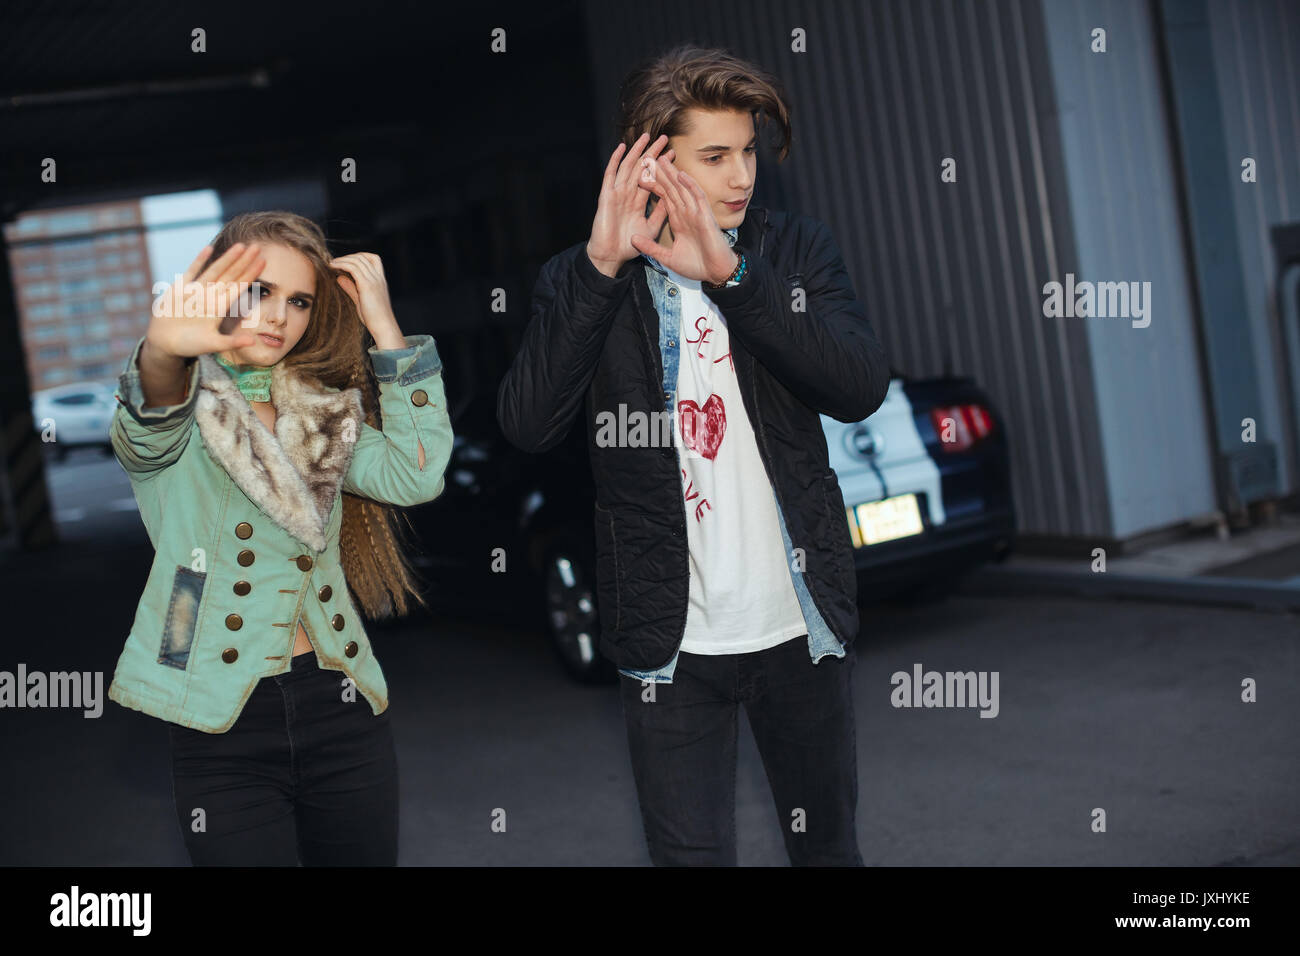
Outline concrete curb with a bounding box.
[966,563,1300,612]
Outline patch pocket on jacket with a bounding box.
[158,566,206,670]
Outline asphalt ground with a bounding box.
[1,504,1296,866]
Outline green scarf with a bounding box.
[213,354,274,403]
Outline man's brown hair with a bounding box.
[615,44,793,162]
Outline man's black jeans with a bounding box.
[619,633,863,866]
[167,650,399,866]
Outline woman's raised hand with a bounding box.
[586,132,676,278]
[329,252,405,349]
[145,242,265,359]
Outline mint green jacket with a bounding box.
[108,333,452,733]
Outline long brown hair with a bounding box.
[204,210,428,621]
[615,44,793,160]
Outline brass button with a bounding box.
[344,641,358,658]
[233,580,251,596]
[235,521,253,539]
[332,614,345,631]
[411,389,429,407]
[296,554,313,572]
[237,549,255,567]
[222,647,238,664]
[225,613,243,630]
[318,584,333,601]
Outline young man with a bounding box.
[497,45,890,865]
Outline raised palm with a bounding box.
[630,156,737,284]
[587,132,675,272]
[146,242,265,359]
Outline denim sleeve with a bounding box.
[110,335,201,479]
[618,651,679,684]
[342,334,454,507]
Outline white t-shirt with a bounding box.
[669,266,809,655]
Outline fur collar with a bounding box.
[194,354,364,553]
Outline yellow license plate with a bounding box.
[848,494,925,546]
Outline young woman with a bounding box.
[108,210,453,865]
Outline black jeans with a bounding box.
[167,651,398,866]
[619,633,863,866]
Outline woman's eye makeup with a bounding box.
[255,285,310,309]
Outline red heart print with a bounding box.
[678,394,726,460]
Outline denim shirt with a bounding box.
[616,227,846,683]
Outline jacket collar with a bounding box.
[193,354,364,553]
[741,203,770,255]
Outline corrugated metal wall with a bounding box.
[582,0,1113,541]
[1207,0,1300,493]
[1041,0,1218,538]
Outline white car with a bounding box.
[32,382,118,458]
[823,374,1015,603]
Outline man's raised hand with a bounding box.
[629,155,738,285]
[586,132,676,278]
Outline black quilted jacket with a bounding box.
[497,205,891,669]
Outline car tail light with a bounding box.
[929,404,994,453]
